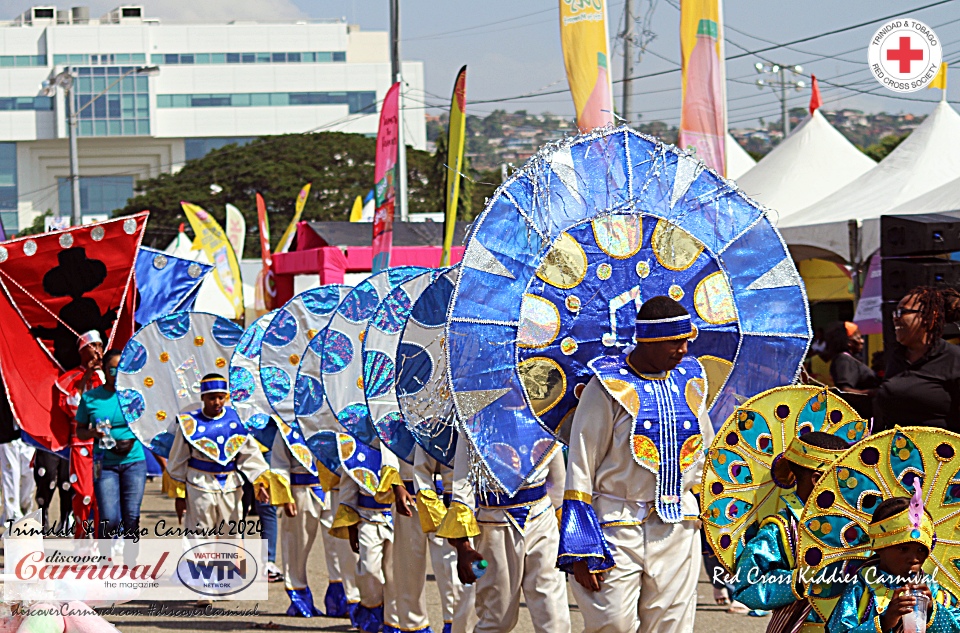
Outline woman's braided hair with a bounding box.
[905,286,946,343]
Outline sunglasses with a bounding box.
[893,307,921,319]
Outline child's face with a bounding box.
[201,392,227,417]
[877,542,928,578]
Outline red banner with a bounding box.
[372,82,400,273]
[255,193,275,312]
[0,213,146,451]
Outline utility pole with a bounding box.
[755,62,804,137]
[389,0,408,222]
[621,0,634,125]
[66,83,81,226]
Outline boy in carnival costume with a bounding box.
[827,491,960,633]
[167,373,271,532]
[732,431,849,632]
[317,468,361,619]
[438,428,569,633]
[558,296,711,633]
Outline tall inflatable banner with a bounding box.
[441,66,467,267]
[225,203,246,258]
[276,183,310,255]
[559,0,614,132]
[372,82,400,273]
[678,0,727,174]
[255,193,274,312]
[181,202,244,320]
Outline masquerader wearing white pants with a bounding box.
[438,438,570,633]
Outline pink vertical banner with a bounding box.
[372,82,400,273]
[678,0,727,175]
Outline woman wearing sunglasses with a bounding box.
[873,286,960,432]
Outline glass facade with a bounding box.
[0,143,17,235]
[0,97,52,111]
[0,55,46,67]
[158,91,376,114]
[185,137,255,161]
[151,51,345,65]
[53,53,146,65]
[72,66,150,136]
[57,176,134,217]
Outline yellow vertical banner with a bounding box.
[276,183,311,254]
[559,0,614,132]
[181,202,245,320]
[441,65,467,268]
[678,0,727,174]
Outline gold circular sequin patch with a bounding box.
[898,448,911,461]
[359,331,365,343]
[596,263,612,280]
[289,354,301,366]
[356,376,364,390]
[565,295,581,313]
[717,454,727,465]
[156,410,167,421]
[159,352,170,363]
[809,519,821,532]
[668,284,684,301]
[636,260,650,279]
[820,522,832,535]
[694,272,737,325]
[194,336,205,347]
[143,377,154,388]
[847,429,857,440]
[307,328,319,340]
[652,219,704,271]
[536,233,587,289]
[896,437,907,449]
[517,356,567,417]
[838,469,849,480]
[591,214,643,259]
[215,357,227,368]
[846,477,858,489]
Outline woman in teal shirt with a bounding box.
[75,350,146,539]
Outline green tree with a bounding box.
[118,132,459,256]
[861,133,908,162]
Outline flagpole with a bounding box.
[390,0,408,223]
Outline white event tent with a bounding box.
[886,172,960,215]
[725,133,755,179]
[776,100,960,264]
[735,109,875,220]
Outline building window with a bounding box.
[0,143,17,234]
[150,51,347,65]
[184,137,255,161]
[0,55,46,67]
[157,91,377,114]
[57,176,134,218]
[72,66,150,137]
[54,53,144,66]
[0,97,52,111]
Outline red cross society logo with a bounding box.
[869,18,942,93]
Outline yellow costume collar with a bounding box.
[868,507,935,551]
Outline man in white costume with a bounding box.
[330,437,398,633]
[438,433,570,633]
[317,469,361,619]
[382,445,466,633]
[558,296,714,633]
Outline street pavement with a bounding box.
[26,479,770,633]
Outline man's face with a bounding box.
[640,338,689,372]
[80,341,103,367]
[201,392,227,417]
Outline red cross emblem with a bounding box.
[886,36,924,74]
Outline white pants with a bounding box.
[319,490,360,605]
[185,486,241,531]
[387,509,467,631]
[571,519,701,633]
[0,439,35,524]
[357,520,394,610]
[281,486,322,590]
[473,509,571,633]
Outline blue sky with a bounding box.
[5,0,957,127]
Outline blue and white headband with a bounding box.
[200,376,229,395]
[634,314,696,343]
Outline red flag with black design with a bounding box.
[0,212,147,452]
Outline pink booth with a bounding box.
[272,220,466,305]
